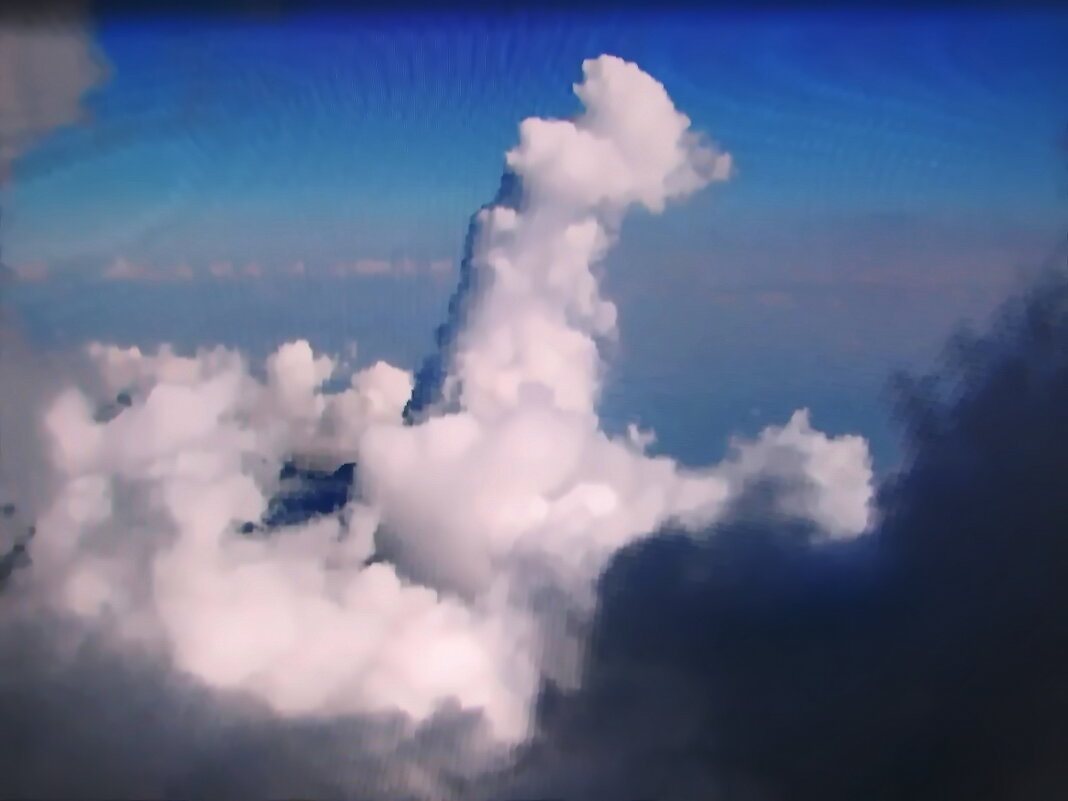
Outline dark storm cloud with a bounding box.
[499,263,1068,801]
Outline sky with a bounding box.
[3,7,1068,801]
[4,8,1067,471]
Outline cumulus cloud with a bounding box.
[719,408,873,538]
[0,54,878,797]
[12,336,537,737]
[353,56,857,659]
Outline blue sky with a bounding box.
[7,10,1066,270]
[3,8,1067,471]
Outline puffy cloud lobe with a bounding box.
[718,408,874,538]
[267,339,336,419]
[11,337,543,741]
[508,55,732,213]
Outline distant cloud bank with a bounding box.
[85,257,457,282]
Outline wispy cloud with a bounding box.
[103,256,150,281]
[428,259,454,278]
[102,257,195,282]
[334,258,392,277]
[10,261,48,282]
[208,261,234,279]
[331,258,455,279]
[93,257,455,282]
[756,290,795,308]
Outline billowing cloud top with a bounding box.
[444,55,732,424]
[508,55,731,213]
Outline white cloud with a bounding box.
[0,55,874,768]
[18,338,538,740]
[716,409,874,538]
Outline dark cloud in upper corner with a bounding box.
[404,169,523,425]
[497,260,1068,801]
